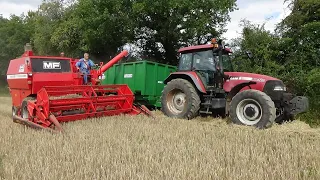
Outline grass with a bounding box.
[0,96,319,179]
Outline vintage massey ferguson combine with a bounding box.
[161,38,309,128]
[7,44,152,133]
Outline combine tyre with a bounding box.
[161,79,200,119]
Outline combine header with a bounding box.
[7,44,153,133]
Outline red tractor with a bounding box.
[161,38,309,128]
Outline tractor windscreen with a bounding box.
[31,58,71,73]
[193,50,216,71]
[178,50,216,71]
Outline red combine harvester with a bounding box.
[7,44,153,133]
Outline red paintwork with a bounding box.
[27,85,140,127]
[178,44,233,53]
[224,72,280,92]
[97,51,128,75]
[166,71,207,93]
[168,71,280,94]
[7,49,150,130]
[178,44,213,53]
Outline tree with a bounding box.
[51,0,136,60]
[230,20,285,79]
[132,0,237,65]
[0,15,32,75]
[30,0,69,55]
[232,0,320,126]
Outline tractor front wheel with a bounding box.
[230,89,276,129]
[161,79,201,119]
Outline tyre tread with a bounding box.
[230,89,276,129]
[161,78,201,120]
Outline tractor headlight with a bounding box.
[273,85,286,91]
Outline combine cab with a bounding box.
[7,44,153,133]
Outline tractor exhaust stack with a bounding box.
[7,47,153,132]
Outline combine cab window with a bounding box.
[31,58,71,73]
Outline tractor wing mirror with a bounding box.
[246,50,253,59]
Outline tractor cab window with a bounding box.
[193,50,216,72]
[212,54,233,72]
[178,53,192,70]
[178,49,233,72]
[221,54,233,72]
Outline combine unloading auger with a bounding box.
[8,44,153,133]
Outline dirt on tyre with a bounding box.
[161,78,200,119]
[230,89,276,129]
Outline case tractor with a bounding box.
[7,44,153,133]
[161,39,309,128]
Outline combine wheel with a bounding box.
[230,89,276,129]
[12,106,18,118]
[161,78,200,119]
[21,97,35,119]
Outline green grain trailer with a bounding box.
[101,60,177,108]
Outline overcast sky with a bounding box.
[0,0,291,41]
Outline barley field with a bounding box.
[0,97,319,180]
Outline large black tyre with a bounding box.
[230,89,276,129]
[161,78,201,119]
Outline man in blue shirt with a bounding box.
[76,53,95,85]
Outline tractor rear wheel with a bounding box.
[230,89,276,129]
[161,79,201,119]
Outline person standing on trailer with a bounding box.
[76,53,95,85]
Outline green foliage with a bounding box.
[32,1,66,55]
[0,15,31,75]
[233,0,320,126]
[0,0,318,125]
[0,0,237,63]
[132,0,237,64]
[231,20,285,79]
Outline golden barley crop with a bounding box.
[0,97,319,180]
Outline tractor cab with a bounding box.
[177,39,233,88]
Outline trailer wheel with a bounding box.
[161,78,200,119]
[230,89,276,129]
